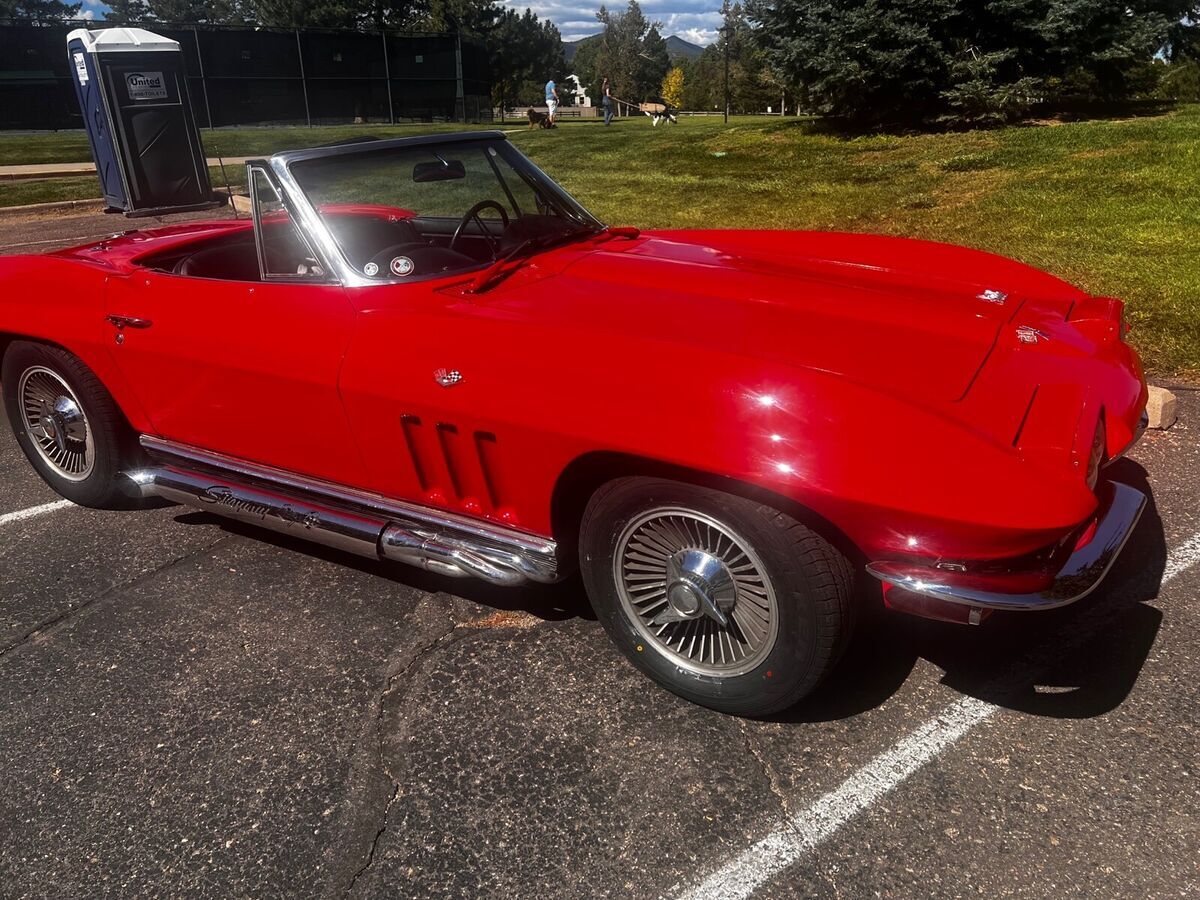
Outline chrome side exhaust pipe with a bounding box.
[135,466,387,559]
[128,463,558,587]
[381,524,525,586]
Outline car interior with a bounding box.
[138,145,592,283]
[140,207,581,283]
[139,221,320,282]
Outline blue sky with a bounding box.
[504,0,721,45]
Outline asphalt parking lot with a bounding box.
[1,210,1199,898]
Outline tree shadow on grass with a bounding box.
[767,100,1179,140]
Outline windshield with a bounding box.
[287,138,602,282]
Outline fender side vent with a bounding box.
[400,414,431,491]
[400,415,505,511]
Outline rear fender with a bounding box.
[0,255,152,433]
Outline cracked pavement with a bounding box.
[0,215,1197,897]
[0,388,1190,900]
[0,392,1196,898]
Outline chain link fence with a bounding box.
[0,19,492,130]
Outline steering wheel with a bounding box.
[450,200,509,256]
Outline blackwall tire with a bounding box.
[2,341,134,509]
[579,477,856,717]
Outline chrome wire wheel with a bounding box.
[18,366,95,482]
[614,507,779,677]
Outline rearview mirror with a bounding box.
[413,159,466,182]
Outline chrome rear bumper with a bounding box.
[866,480,1146,612]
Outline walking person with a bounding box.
[602,77,613,125]
[545,77,559,127]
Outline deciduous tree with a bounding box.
[661,65,684,106]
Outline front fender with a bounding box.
[340,299,1094,563]
[552,356,1096,564]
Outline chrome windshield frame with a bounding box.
[265,132,603,289]
[267,155,364,286]
[246,161,337,284]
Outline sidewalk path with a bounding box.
[0,157,251,181]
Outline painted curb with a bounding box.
[0,156,251,182]
[0,198,105,218]
[0,165,96,181]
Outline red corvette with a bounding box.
[0,132,1147,715]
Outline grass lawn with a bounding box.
[0,111,1196,376]
[0,119,558,166]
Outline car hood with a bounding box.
[549,229,1081,405]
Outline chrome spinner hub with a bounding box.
[18,366,95,482]
[614,507,780,677]
[661,549,736,627]
[37,396,85,453]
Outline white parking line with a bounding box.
[675,531,1200,900]
[0,499,74,527]
[1163,531,1200,584]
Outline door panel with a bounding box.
[336,282,586,534]
[104,271,364,485]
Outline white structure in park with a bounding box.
[565,74,591,107]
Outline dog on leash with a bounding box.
[641,101,678,126]
[527,108,555,129]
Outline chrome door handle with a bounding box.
[106,314,153,330]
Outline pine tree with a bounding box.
[102,0,150,22]
[486,6,568,112]
[747,0,1200,128]
[0,0,81,20]
[590,1,670,105]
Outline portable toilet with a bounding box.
[66,27,223,217]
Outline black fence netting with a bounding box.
[0,20,491,130]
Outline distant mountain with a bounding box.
[664,35,704,61]
[563,35,598,64]
[563,33,706,65]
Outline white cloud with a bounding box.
[659,9,721,43]
[504,0,719,44]
[675,25,717,44]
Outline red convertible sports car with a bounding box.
[0,132,1148,715]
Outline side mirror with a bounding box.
[413,159,466,182]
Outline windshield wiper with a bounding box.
[467,226,600,294]
[465,237,541,294]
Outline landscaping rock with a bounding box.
[1147,385,1178,430]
